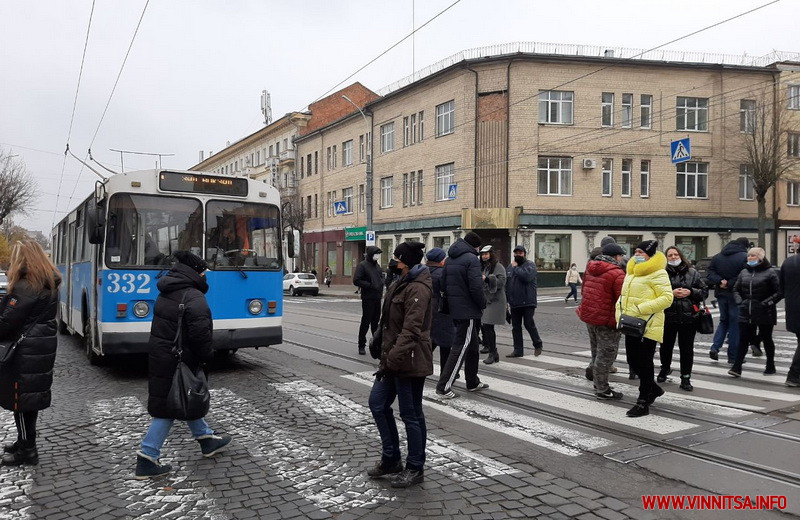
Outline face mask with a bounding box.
[667,260,681,267]
[634,256,646,264]
[747,260,759,266]
[514,255,525,265]
[388,259,403,276]
[371,253,380,262]
[571,266,577,271]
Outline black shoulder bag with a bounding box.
[165,291,211,420]
[695,301,714,334]
[617,287,653,338]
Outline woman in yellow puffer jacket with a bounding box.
[615,240,673,418]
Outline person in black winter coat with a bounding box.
[657,246,708,391]
[729,247,782,378]
[505,245,543,358]
[707,237,749,362]
[425,248,456,369]
[435,232,487,398]
[0,240,61,466]
[353,245,384,355]
[780,252,800,387]
[135,251,231,479]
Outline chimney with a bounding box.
[199,150,205,162]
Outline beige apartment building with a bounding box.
[194,44,800,286]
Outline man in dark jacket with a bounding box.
[435,232,487,398]
[780,251,800,387]
[136,251,231,479]
[506,245,543,357]
[425,248,455,369]
[707,237,749,362]
[353,245,383,355]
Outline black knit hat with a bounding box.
[393,241,425,267]
[602,243,625,257]
[463,231,481,249]
[173,250,208,274]
[636,240,658,257]
[735,236,751,248]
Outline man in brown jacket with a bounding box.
[367,241,432,489]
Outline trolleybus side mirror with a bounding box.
[86,202,106,244]
[287,229,300,258]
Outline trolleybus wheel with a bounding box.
[83,320,101,366]
[290,285,298,296]
[57,307,69,334]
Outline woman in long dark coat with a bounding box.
[0,240,61,466]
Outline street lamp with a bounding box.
[341,95,373,230]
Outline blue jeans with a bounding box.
[140,417,214,459]
[711,293,739,361]
[368,375,426,471]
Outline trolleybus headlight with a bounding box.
[248,299,263,315]
[133,301,150,318]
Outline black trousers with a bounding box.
[437,319,481,393]
[510,306,542,354]
[733,323,775,371]
[14,411,38,447]
[625,335,657,401]
[659,322,697,377]
[481,324,497,354]
[358,299,381,348]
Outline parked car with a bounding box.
[693,257,713,287]
[0,271,7,296]
[283,272,319,296]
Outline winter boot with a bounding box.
[134,452,172,479]
[656,367,672,383]
[367,459,404,478]
[483,351,499,364]
[679,375,693,391]
[626,399,649,418]
[196,434,232,458]
[646,385,665,405]
[390,467,425,488]
[1,445,38,466]
[2,440,20,454]
[763,364,776,375]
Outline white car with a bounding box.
[0,272,7,296]
[283,273,319,296]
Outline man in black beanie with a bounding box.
[354,245,384,355]
[173,251,208,274]
[435,231,487,398]
[707,236,750,362]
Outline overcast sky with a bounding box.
[1,0,797,235]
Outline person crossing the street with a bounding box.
[505,245,543,358]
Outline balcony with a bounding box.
[279,149,296,165]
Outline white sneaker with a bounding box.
[467,382,489,392]
[435,390,457,399]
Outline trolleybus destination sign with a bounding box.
[159,171,249,196]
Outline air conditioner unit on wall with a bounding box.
[582,159,597,169]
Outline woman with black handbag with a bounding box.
[135,251,231,479]
[0,241,61,466]
[657,246,708,391]
[616,240,674,417]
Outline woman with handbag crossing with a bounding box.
[616,240,674,417]
[657,246,708,391]
[135,251,231,479]
[0,241,61,466]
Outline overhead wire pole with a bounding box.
[341,95,373,231]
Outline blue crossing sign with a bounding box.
[448,184,458,200]
[334,200,348,215]
[671,138,691,164]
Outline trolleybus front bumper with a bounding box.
[101,325,283,355]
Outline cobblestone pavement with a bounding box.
[0,333,740,520]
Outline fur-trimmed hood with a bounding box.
[626,251,668,276]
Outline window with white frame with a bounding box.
[640,160,650,198]
[342,187,353,214]
[676,97,709,131]
[342,140,353,166]
[380,176,393,208]
[435,163,454,201]
[416,170,423,204]
[602,159,613,196]
[739,164,754,200]
[539,91,574,124]
[409,171,421,205]
[403,117,411,146]
[676,162,708,198]
[601,93,614,127]
[418,112,424,140]
[436,100,455,136]
[326,191,333,216]
[537,157,572,195]
[621,159,632,196]
[332,145,337,168]
[788,181,800,206]
[380,123,394,153]
[402,173,409,207]
[621,94,633,128]
[740,100,756,133]
[326,147,333,170]
[359,135,365,163]
[789,85,800,110]
[789,132,800,158]
[359,184,365,212]
[366,131,372,159]
[641,95,653,129]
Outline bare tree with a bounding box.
[282,192,306,269]
[0,150,37,225]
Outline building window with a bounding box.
[621,93,633,128]
[306,196,312,219]
[343,187,353,214]
[739,164,755,200]
[411,113,417,143]
[276,142,280,155]
[534,234,572,271]
[436,100,455,136]
[359,184,365,212]
[269,145,274,157]
[675,236,708,263]
[601,93,613,127]
[256,151,260,165]
[342,140,353,166]
[327,191,333,217]
[676,162,708,198]
[410,170,422,205]
[332,145,337,168]
[435,163,454,201]
[621,159,632,197]
[601,158,613,196]
[403,117,411,146]
[789,85,800,110]
[539,90,573,124]
[380,176,393,208]
[789,132,800,158]
[306,154,312,176]
[326,147,333,170]
[314,194,318,218]
[538,157,572,195]
[380,122,395,153]
[788,182,800,206]
[402,173,409,207]
[418,111,424,140]
[640,95,652,129]
[740,99,756,134]
[433,236,451,250]
[314,151,318,174]
[640,160,650,198]
[366,131,372,159]
[676,97,708,131]
[359,135,365,163]
[299,155,304,178]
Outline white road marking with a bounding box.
[90,397,228,520]
[341,374,613,456]
[0,417,32,520]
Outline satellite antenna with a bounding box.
[261,90,272,125]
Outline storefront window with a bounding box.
[609,234,642,258]
[343,246,354,276]
[433,236,451,251]
[675,236,707,264]
[534,234,571,271]
[326,242,337,276]
[380,238,393,265]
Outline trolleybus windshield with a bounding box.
[206,200,281,270]
[105,193,203,268]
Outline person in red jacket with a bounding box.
[576,243,626,399]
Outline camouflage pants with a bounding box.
[586,324,621,393]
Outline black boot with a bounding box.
[479,346,490,354]
[647,385,665,405]
[626,399,649,418]
[367,459,403,478]
[656,367,672,383]
[1,445,38,466]
[2,440,21,454]
[134,452,172,479]
[483,351,499,365]
[680,375,693,391]
[390,467,424,488]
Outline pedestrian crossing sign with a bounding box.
[448,184,457,200]
[670,138,691,164]
[334,201,348,215]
